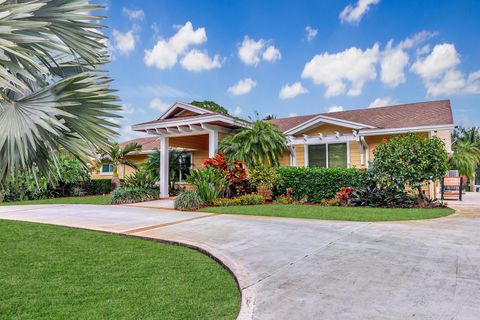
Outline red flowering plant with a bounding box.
[203,153,250,197]
[336,186,353,206]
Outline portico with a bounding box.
[132,102,249,197]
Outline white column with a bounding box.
[159,136,169,198]
[208,130,219,158]
[304,144,309,167]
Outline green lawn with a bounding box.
[0,195,111,206]
[199,204,454,221]
[0,220,240,319]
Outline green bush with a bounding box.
[248,166,283,189]
[174,191,204,211]
[109,187,159,205]
[187,167,229,205]
[213,194,264,206]
[82,179,112,195]
[123,169,156,189]
[275,167,367,203]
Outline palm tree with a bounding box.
[143,149,191,191]
[219,120,287,167]
[0,1,120,183]
[450,126,480,191]
[98,143,142,178]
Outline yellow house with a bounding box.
[109,100,455,198]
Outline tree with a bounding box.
[263,114,277,120]
[450,126,480,191]
[143,149,191,192]
[190,100,228,115]
[0,1,120,183]
[98,143,142,178]
[370,133,448,200]
[218,120,287,167]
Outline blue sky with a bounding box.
[100,0,480,141]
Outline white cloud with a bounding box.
[262,45,281,62]
[339,0,380,24]
[288,113,298,117]
[228,78,256,95]
[144,21,220,71]
[238,36,265,66]
[180,49,222,71]
[380,31,437,87]
[279,82,309,99]
[121,125,148,142]
[411,43,460,79]
[380,41,409,87]
[301,44,379,97]
[238,36,281,66]
[328,105,345,113]
[112,29,136,55]
[149,98,170,112]
[368,97,396,108]
[122,7,144,21]
[305,26,318,42]
[410,43,480,96]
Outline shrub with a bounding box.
[123,169,156,189]
[275,167,367,203]
[336,187,353,206]
[82,179,112,195]
[187,167,229,205]
[109,187,159,205]
[174,191,204,211]
[213,194,264,206]
[248,166,283,189]
[203,153,250,196]
[371,133,448,200]
[71,187,85,197]
[350,184,418,208]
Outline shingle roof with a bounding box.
[268,100,454,132]
[119,137,159,151]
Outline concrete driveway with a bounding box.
[1,204,479,320]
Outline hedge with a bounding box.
[274,167,367,203]
[110,187,160,204]
[81,179,112,195]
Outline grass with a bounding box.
[199,204,454,222]
[0,220,240,319]
[0,195,111,206]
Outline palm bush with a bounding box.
[219,119,287,167]
[143,149,191,192]
[174,191,204,211]
[98,143,142,178]
[0,0,120,183]
[186,167,229,205]
[450,127,480,190]
[123,168,157,189]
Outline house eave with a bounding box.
[284,114,377,135]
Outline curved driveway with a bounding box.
[1,204,479,320]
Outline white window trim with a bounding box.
[100,163,114,175]
[305,142,350,168]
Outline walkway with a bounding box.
[1,204,479,319]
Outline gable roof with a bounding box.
[269,100,454,133]
[119,137,159,152]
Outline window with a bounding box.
[308,143,348,168]
[100,164,114,174]
[177,153,192,182]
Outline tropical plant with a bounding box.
[98,143,142,178]
[186,167,229,205]
[123,168,156,189]
[203,153,249,196]
[370,133,448,201]
[449,126,480,191]
[219,119,287,167]
[174,191,204,211]
[0,0,120,183]
[143,149,191,192]
[190,100,228,115]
